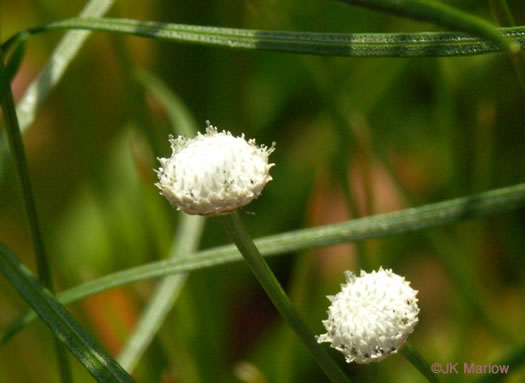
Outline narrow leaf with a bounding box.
[338,0,519,53]
[1,54,74,382]
[116,70,204,371]
[0,33,28,103]
[2,182,524,345]
[16,0,115,130]
[0,0,115,176]
[0,244,136,383]
[489,0,525,93]
[133,68,198,138]
[5,17,524,59]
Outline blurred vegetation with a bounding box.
[1,0,524,382]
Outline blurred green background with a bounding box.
[1,0,525,382]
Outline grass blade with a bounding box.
[0,0,115,176]
[1,182,524,345]
[16,0,115,130]
[1,50,73,382]
[117,212,204,371]
[0,244,136,383]
[133,68,198,138]
[489,0,525,92]
[116,69,204,371]
[1,48,52,292]
[0,33,28,103]
[4,17,525,59]
[338,0,519,53]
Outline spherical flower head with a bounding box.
[317,267,419,364]
[155,122,275,216]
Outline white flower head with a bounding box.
[155,121,275,216]
[317,267,419,364]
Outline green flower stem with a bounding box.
[329,103,371,271]
[401,343,440,383]
[276,250,316,383]
[334,153,370,271]
[489,0,525,92]
[224,210,351,383]
[489,0,516,26]
[0,57,73,382]
[339,0,518,54]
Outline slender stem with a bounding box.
[330,106,370,271]
[2,182,525,345]
[401,343,440,383]
[276,251,314,383]
[224,210,351,383]
[489,0,516,26]
[0,58,73,382]
[1,71,52,289]
[489,0,525,93]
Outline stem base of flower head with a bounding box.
[224,211,351,383]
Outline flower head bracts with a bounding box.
[317,267,419,364]
[155,122,275,216]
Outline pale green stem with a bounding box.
[224,210,351,383]
[401,343,440,383]
[276,251,315,383]
[489,0,525,92]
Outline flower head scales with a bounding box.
[155,122,275,216]
[317,267,419,364]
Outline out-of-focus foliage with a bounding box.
[1,0,524,382]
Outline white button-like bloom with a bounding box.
[317,267,419,364]
[155,122,275,216]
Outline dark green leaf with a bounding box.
[2,182,524,346]
[5,17,524,58]
[0,33,28,104]
[0,244,136,383]
[338,0,518,53]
